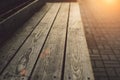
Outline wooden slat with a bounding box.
[0,3,61,80]
[64,3,94,80]
[30,3,69,80]
[0,3,52,73]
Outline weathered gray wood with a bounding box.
[64,3,94,80]
[30,3,69,80]
[0,3,60,80]
[0,3,52,73]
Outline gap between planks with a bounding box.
[30,3,69,80]
[0,2,94,80]
[0,3,60,80]
[64,3,94,80]
[0,3,53,74]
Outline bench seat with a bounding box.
[0,2,94,80]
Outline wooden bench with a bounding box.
[0,2,94,80]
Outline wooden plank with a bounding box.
[0,3,61,80]
[0,3,52,74]
[64,3,94,80]
[30,3,69,80]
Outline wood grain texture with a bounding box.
[30,3,69,80]
[0,3,52,74]
[64,3,94,80]
[0,3,60,80]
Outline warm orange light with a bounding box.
[105,0,115,3]
[104,0,118,4]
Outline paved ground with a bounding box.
[80,0,120,80]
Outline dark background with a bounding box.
[0,0,33,15]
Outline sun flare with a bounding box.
[104,0,117,4]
